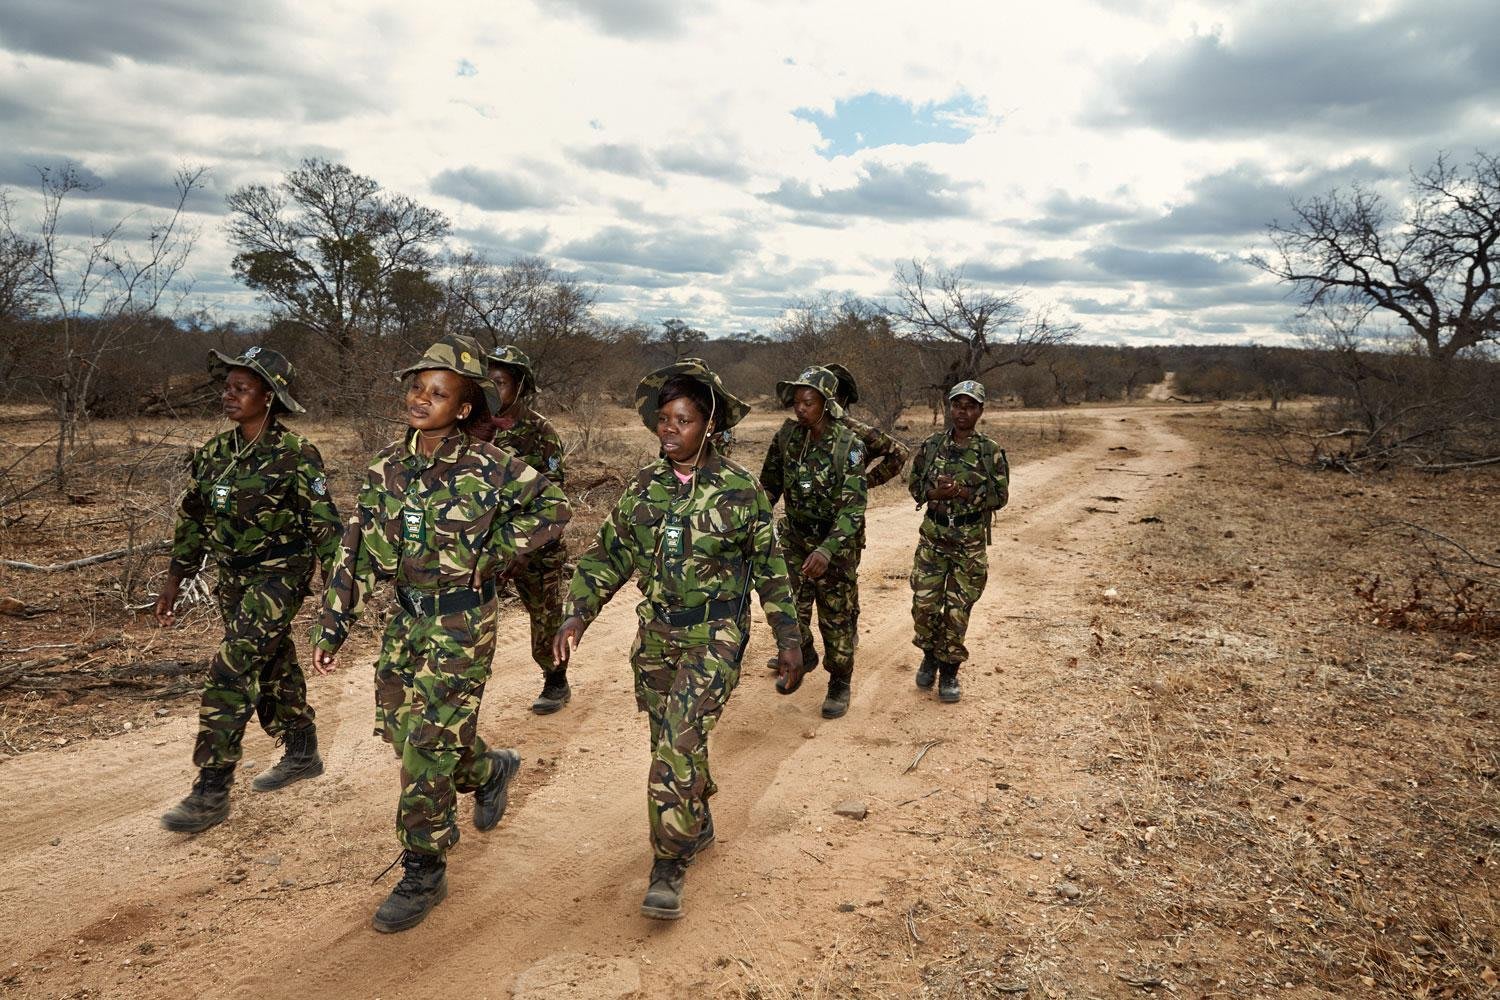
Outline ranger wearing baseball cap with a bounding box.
[907,379,1009,703]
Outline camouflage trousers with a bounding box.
[631,616,747,861]
[781,524,859,679]
[508,540,567,674]
[193,567,315,769]
[910,522,989,664]
[374,600,501,856]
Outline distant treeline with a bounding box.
[0,308,1457,421]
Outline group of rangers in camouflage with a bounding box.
[154,338,1008,931]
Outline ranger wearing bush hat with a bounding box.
[157,345,342,835]
[558,359,802,920]
[908,378,1009,704]
[822,362,910,649]
[760,365,868,719]
[313,333,572,933]
[482,344,572,715]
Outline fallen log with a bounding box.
[1,540,169,573]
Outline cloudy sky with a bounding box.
[2,0,1497,344]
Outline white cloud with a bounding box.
[1,0,1495,344]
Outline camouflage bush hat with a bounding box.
[485,344,537,397]
[207,345,306,414]
[635,358,750,432]
[775,365,845,419]
[823,362,859,406]
[395,333,503,415]
[947,379,987,404]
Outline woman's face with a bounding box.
[949,394,983,432]
[488,364,522,414]
[406,369,473,435]
[656,395,711,463]
[792,386,826,428]
[222,367,271,426]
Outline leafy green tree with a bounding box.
[226,159,449,390]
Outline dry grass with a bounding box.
[872,410,1499,999]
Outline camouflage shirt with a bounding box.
[908,430,1009,522]
[169,419,341,579]
[564,452,802,650]
[842,414,911,490]
[759,418,868,559]
[484,407,566,487]
[316,429,572,652]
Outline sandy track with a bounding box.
[0,406,1196,999]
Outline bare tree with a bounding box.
[226,158,449,390]
[447,253,608,397]
[4,163,206,490]
[1255,151,1500,363]
[887,258,1076,388]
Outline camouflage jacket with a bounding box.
[316,430,572,652]
[759,418,868,559]
[169,419,341,580]
[564,452,802,650]
[908,430,1010,526]
[484,407,566,487]
[842,414,911,490]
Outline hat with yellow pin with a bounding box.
[396,333,503,415]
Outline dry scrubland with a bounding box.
[0,401,1081,746]
[0,401,1495,1000]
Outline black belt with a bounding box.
[787,516,832,539]
[221,539,307,571]
[654,597,745,628]
[926,509,985,528]
[397,579,497,618]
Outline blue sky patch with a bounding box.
[794,92,985,157]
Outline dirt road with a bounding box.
[0,406,1196,999]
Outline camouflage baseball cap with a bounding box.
[775,365,846,418]
[947,379,986,403]
[485,344,537,396]
[823,363,859,406]
[207,346,306,414]
[635,359,750,432]
[395,333,503,415]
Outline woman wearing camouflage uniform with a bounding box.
[908,380,1010,703]
[553,360,806,921]
[759,366,868,719]
[312,334,571,933]
[824,363,909,639]
[481,345,572,715]
[157,346,341,835]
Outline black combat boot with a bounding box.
[372,851,448,933]
[640,857,688,920]
[474,748,522,831]
[530,670,571,714]
[821,676,851,719]
[938,662,962,704]
[160,766,234,833]
[252,724,324,792]
[915,652,938,690]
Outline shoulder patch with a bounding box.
[548,454,560,472]
[311,476,327,496]
[848,445,863,467]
